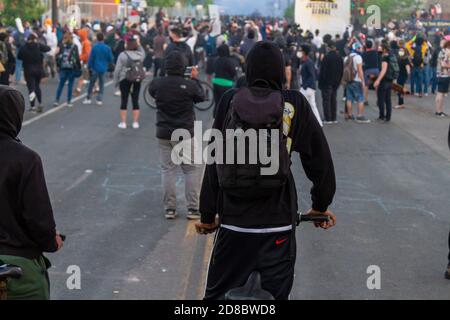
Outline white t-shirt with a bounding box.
[347,52,363,82]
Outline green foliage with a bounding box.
[284,1,295,19]
[365,0,424,21]
[0,0,46,26]
[146,0,214,7]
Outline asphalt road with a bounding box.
[14,75,450,300]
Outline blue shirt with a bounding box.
[88,42,113,73]
[300,58,317,90]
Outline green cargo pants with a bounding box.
[0,255,50,300]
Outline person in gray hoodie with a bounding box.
[113,37,145,129]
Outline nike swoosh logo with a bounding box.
[275,238,288,245]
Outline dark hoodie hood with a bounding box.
[245,41,285,90]
[217,44,230,57]
[165,51,186,76]
[0,85,25,140]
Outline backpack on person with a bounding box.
[0,41,8,65]
[412,46,424,67]
[58,45,76,70]
[385,54,400,81]
[216,84,291,199]
[124,52,146,82]
[342,55,356,85]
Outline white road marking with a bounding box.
[65,169,94,192]
[22,80,114,127]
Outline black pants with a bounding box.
[0,71,10,85]
[397,75,407,106]
[153,57,163,77]
[377,81,393,121]
[119,79,141,110]
[321,85,338,122]
[204,228,296,300]
[24,72,42,107]
[448,229,450,264]
[213,84,232,118]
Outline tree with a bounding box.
[284,1,295,20]
[0,0,46,26]
[146,0,214,8]
[364,0,424,22]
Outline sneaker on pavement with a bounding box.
[118,122,127,129]
[29,107,38,113]
[356,116,371,123]
[96,100,103,106]
[36,106,43,113]
[82,99,92,105]
[323,121,332,125]
[53,101,59,107]
[67,103,73,108]
[165,209,177,220]
[114,90,121,96]
[132,122,140,129]
[186,209,201,220]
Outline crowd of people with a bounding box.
[0,7,449,300]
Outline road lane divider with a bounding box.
[22,80,114,127]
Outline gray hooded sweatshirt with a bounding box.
[113,46,145,85]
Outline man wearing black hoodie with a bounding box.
[196,41,336,300]
[0,86,63,299]
[319,41,344,124]
[149,51,205,220]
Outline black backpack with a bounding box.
[124,52,146,82]
[412,46,423,67]
[59,45,76,70]
[216,85,290,199]
[385,54,400,81]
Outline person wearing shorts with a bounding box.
[344,43,370,123]
[435,40,450,117]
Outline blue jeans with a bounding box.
[431,67,438,94]
[56,70,77,103]
[15,58,23,82]
[422,65,431,94]
[87,71,105,101]
[411,67,423,94]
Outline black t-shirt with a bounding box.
[398,57,411,78]
[362,50,379,70]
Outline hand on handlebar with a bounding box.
[195,220,219,235]
[305,209,336,230]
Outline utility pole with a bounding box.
[52,0,58,24]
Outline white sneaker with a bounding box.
[96,100,103,106]
[114,90,121,96]
[118,122,127,129]
[83,99,92,104]
[132,122,140,129]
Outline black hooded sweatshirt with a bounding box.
[149,51,205,140]
[199,41,336,227]
[0,86,58,259]
[213,44,238,81]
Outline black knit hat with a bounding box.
[245,41,285,90]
